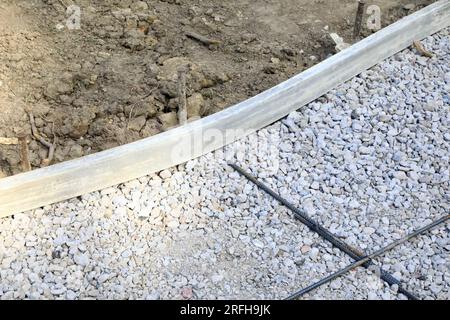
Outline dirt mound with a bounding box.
[0,0,434,176]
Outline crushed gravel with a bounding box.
[0,28,449,300]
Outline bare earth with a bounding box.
[0,0,434,176]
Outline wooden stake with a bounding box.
[17,134,31,172]
[413,40,434,57]
[177,68,188,126]
[28,112,55,167]
[353,0,366,39]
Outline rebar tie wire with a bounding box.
[229,163,420,300]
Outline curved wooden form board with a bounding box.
[1,1,449,217]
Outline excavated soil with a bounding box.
[0,0,434,177]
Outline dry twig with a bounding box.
[413,40,433,58]
[28,112,56,167]
[185,31,221,46]
[353,0,366,39]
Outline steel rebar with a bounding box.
[287,214,449,299]
[229,163,419,300]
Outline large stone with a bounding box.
[122,29,146,51]
[44,72,74,100]
[141,119,162,137]
[125,97,158,118]
[159,169,171,179]
[128,115,146,132]
[393,171,408,180]
[187,93,204,118]
[157,57,191,82]
[69,144,84,158]
[157,112,178,130]
[130,1,149,12]
[73,253,89,266]
[63,108,96,139]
